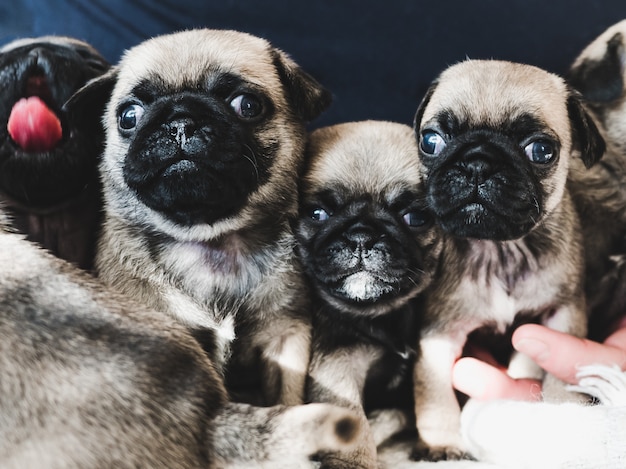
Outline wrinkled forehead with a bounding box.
[306,123,423,197]
[421,61,571,137]
[114,30,280,97]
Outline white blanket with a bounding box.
[376,365,626,468]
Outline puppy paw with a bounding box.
[318,454,375,469]
[542,372,592,404]
[315,411,378,469]
[410,442,473,462]
[213,402,361,467]
[284,403,361,454]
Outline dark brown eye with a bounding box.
[229,93,263,119]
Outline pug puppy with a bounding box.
[81,29,331,406]
[0,205,361,468]
[294,121,442,468]
[411,60,605,461]
[0,36,110,270]
[568,20,626,340]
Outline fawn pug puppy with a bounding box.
[0,206,360,468]
[82,29,331,406]
[294,121,442,468]
[411,60,605,461]
[0,36,109,269]
[568,19,626,340]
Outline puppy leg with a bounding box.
[412,332,471,461]
[368,408,412,446]
[212,402,361,469]
[307,346,380,469]
[507,349,544,381]
[256,316,312,406]
[541,302,591,404]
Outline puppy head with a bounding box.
[294,121,441,317]
[414,60,604,241]
[0,36,109,208]
[83,29,330,241]
[568,20,626,151]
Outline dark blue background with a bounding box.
[3,1,626,128]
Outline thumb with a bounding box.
[512,324,626,384]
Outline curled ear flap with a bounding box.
[568,32,625,103]
[413,82,438,131]
[567,90,606,168]
[271,49,332,122]
[62,67,118,137]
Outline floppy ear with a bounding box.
[567,90,606,168]
[568,32,625,103]
[68,40,111,78]
[413,82,438,131]
[62,67,118,136]
[271,49,332,123]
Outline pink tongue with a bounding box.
[7,96,63,152]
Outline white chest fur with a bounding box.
[161,240,262,303]
[445,239,567,333]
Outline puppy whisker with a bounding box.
[404,267,427,288]
[533,196,541,216]
[242,144,260,182]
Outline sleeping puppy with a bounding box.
[294,121,442,468]
[0,206,360,468]
[0,36,109,269]
[568,20,626,340]
[411,60,605,461]
[81,29,331,406]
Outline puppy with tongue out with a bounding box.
[8,95,63,152]
[0,36,110,269]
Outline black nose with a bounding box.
[459,146,497,181]
[345,223,376,250]
[462,156,491,175]
[25,47,51,73]
[167,118,196,145]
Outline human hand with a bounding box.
[452,318,626,401]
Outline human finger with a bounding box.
[452,356,543,401]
